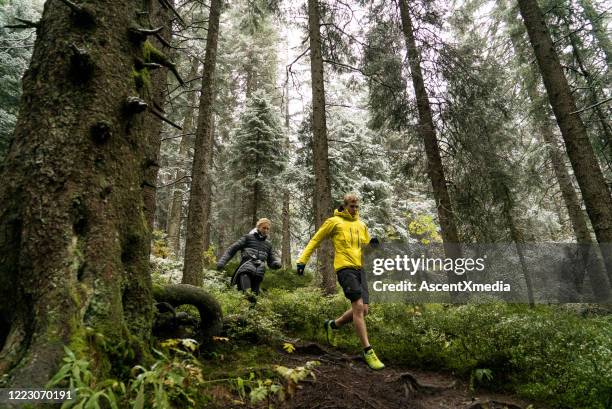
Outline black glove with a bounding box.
[370,237,380,248]
[296,263,305,276]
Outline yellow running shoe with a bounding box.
[363,348,385,370]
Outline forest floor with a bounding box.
[203,341,541,409]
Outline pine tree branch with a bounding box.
[570,97,612,115]
[157,174,191,188]
[5,17,39,29]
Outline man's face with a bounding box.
[346,200,359,215]
[258,223,271,236]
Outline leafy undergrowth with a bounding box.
[200,262,612,409]
[50,256,611,408]
[47,337,320,409]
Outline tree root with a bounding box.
[464,399,523,409]
[152,284,222,345]
[387,371,456,398]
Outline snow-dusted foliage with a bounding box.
[0,0,43,161]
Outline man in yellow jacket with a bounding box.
[296,193,385,370]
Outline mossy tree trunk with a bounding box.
[0,0,170,389]
[308,0,335,295]
[183,0,222,285]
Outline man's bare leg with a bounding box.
[351,299,370,348]
[332,298,369,348]
[334,303,369,326]
[334,307,353,326]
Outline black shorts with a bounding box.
[336,268,369,304]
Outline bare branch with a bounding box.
[286,47,310,71]
[130,25,164,35]
[571,97,612,115]
[149,105,183,130]
[167,63,185,86]
[154,33,172,48]
[157,174,191,188]
[142,62,163,69]
[157,0,186,27]
[5,17,39,29]
[58,0,95,26]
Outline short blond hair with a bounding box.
[343,192,359,205]
[256,218,271,228]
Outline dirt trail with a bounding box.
[278,343,537,409]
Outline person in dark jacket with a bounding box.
[216,218,281,296]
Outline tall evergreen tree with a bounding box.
[307,0,335,294]
[229,90,287,226]
[517,0,612,279]
[183,0,223,285]
[397,0,462,281]
[501,2,611,299]
[166,58,200,257]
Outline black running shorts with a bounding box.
[336,268,369,304]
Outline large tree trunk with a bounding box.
[307,0,335,295]
[518,0,612,280]
[167,58,200,258]
[183,0,222,286]
[398,0,462,280]
[0,0,167,388]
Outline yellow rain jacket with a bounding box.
[297,207,371,271]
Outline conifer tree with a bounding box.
[229,90,287,226]
[517,0,612,278]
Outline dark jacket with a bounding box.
[217,229,281,283]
